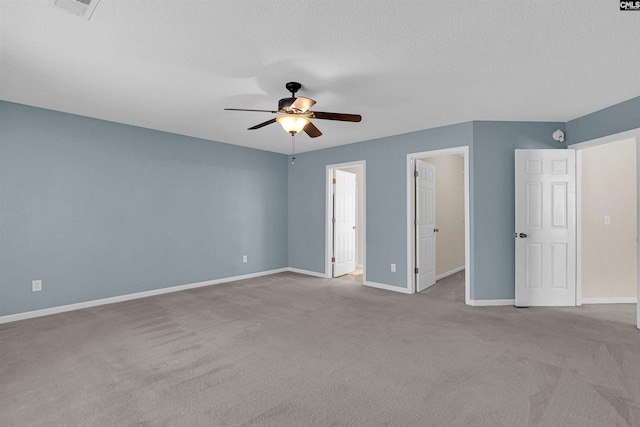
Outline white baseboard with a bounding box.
[364,280,412,294]
[468,299,515,306]
[287,267,328,278]
[0,268,288,325]
[356,264,364,269]
[436,265,465,281]
[581,297,637,304]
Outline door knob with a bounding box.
[433,228,439,232]
[352,226,356,229]
[519,233,527,238]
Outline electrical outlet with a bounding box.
[32,280,42,292]
[242,255,248,263]
[604,215,611,225]
[390,263,396,272]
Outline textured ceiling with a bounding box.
[1,1,639,154]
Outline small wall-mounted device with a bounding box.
[552,129,565,143]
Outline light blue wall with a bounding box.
[471,121,564,300]
[0,101,288,316]
[288,122,474,288]
[3,96,637,317]
[566,96,640,145]
[287,120,565,299]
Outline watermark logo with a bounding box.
[620,1,640,10]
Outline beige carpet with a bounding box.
[1,271,639,426]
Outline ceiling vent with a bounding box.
[49,0,101,20]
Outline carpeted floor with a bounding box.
[1,271,639,426]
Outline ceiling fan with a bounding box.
[225,82,362,138]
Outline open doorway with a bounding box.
[326,161,366,284]
[424,155,466,281]
[575,138,637,307]
[569,128,640,328]
[407,147,470,303]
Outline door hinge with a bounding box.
[332,217,336,224]
[331,257,336,263]
[415,267,419,274]
[414,170,419,178]
[332,178,336,184]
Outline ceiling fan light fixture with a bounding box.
[276,114,309,134]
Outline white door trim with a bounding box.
[326,161,366,283]
[406,146,471,304]
[569,126,640,330]
[576,149,583,306]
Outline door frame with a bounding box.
[406,146,471,304]
[325,161,366,281]
[568,127,640,329]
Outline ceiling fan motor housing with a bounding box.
[278,97,297,113]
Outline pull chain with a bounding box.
[291,132,296,165]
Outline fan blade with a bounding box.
[303,122,322,138]
[248,118,277,130]
[310,111,362,122]
[225,108,278,113]
[290,97,316,113]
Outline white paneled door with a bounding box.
[416,160,436,292]
[333,169,356,277]
[515,149,576,306]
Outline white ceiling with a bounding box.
[1,1,638,154]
